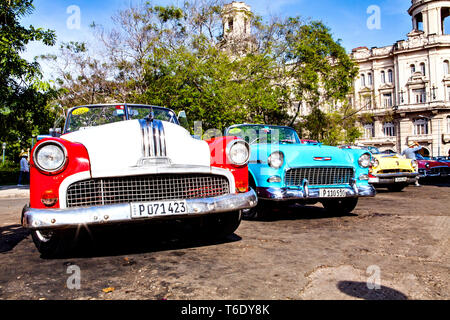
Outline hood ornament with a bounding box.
[145,107,155,122]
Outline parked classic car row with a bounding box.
[27,103,442,256]
[340,145,419,192]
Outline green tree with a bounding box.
[0,0,57,160]
[47,1,360,143]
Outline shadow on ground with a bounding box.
[337,281,408,300]
[0,224,29,253]
[245,203,357,222]
[419,178,450,187]
[40,220,242,260]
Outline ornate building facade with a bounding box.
[352,0,450,156]
[222,1,450,156]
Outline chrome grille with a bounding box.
[66,174,230,208]
[285,167,354,186]
[430,167,450,175]
[378,169,413,174]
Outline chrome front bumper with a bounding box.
[23,190,257,230]
[369,172,419,185]
[256,184,376,201]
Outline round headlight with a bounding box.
[268,151,284,169]
[358,153,371,168]
[34,142,67,172]
[227,140,250,166]
[371,158,379,168]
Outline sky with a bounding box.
[20,0,414,77]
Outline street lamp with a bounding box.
[2,142,6,165]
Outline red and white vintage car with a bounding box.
[22,104,257,256]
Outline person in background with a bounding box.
[18,152,29,186]
[401,141,422,187]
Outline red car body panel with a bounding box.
[29,138,91,209]
[206,136,249,193]
[30,136,249,209]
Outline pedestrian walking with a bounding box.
[402,141,422,187]
[18,152,29,186]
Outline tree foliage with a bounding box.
[48,0,361,144]
[0,0,57,159]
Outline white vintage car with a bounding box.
[22,104,257,256]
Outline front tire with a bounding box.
[321,198,358,216]
[31,229,76,258]
[201,211,241,239]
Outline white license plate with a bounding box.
[319,189,347,198]
[131,200,188,219]
[395,177,408,182]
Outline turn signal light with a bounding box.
[41,190,58,207]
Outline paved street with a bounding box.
[0,182,449,300]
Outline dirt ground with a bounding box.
[0,181,448,300]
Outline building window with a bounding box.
[444,60,450,75]
[381,71,385,83]
[363,95,372,109]
[414,118,429,135]
[410,64,416,74]
[447,116,450,133]
[383,93,393,108]
[368,73,373,86]
[388,69,393,83]
[420,62,426,76]
[413,88,426,103]
[228,18,234,32]
[361,74,366,87]
[363,124,375,139]
[383,122,396,137]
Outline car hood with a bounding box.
[417,159,450,169]
[372,154,414,172]
[61,120,210,178]
[251,143,356,167]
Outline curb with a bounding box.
[0,187,30,199]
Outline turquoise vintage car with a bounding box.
[225,124,376,218]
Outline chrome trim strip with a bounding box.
[139,119,167,158]
[158,120,167,156]
[23,189,257,230]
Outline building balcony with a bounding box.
[395,101,450,114]
[407,134,433,143]
[357,136,396,146]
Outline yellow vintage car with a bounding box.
[360,146,419,192]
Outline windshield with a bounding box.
[365,146,381,154]
[227,125,300,145]
[415,153,426,160]
[64,105,178,133]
